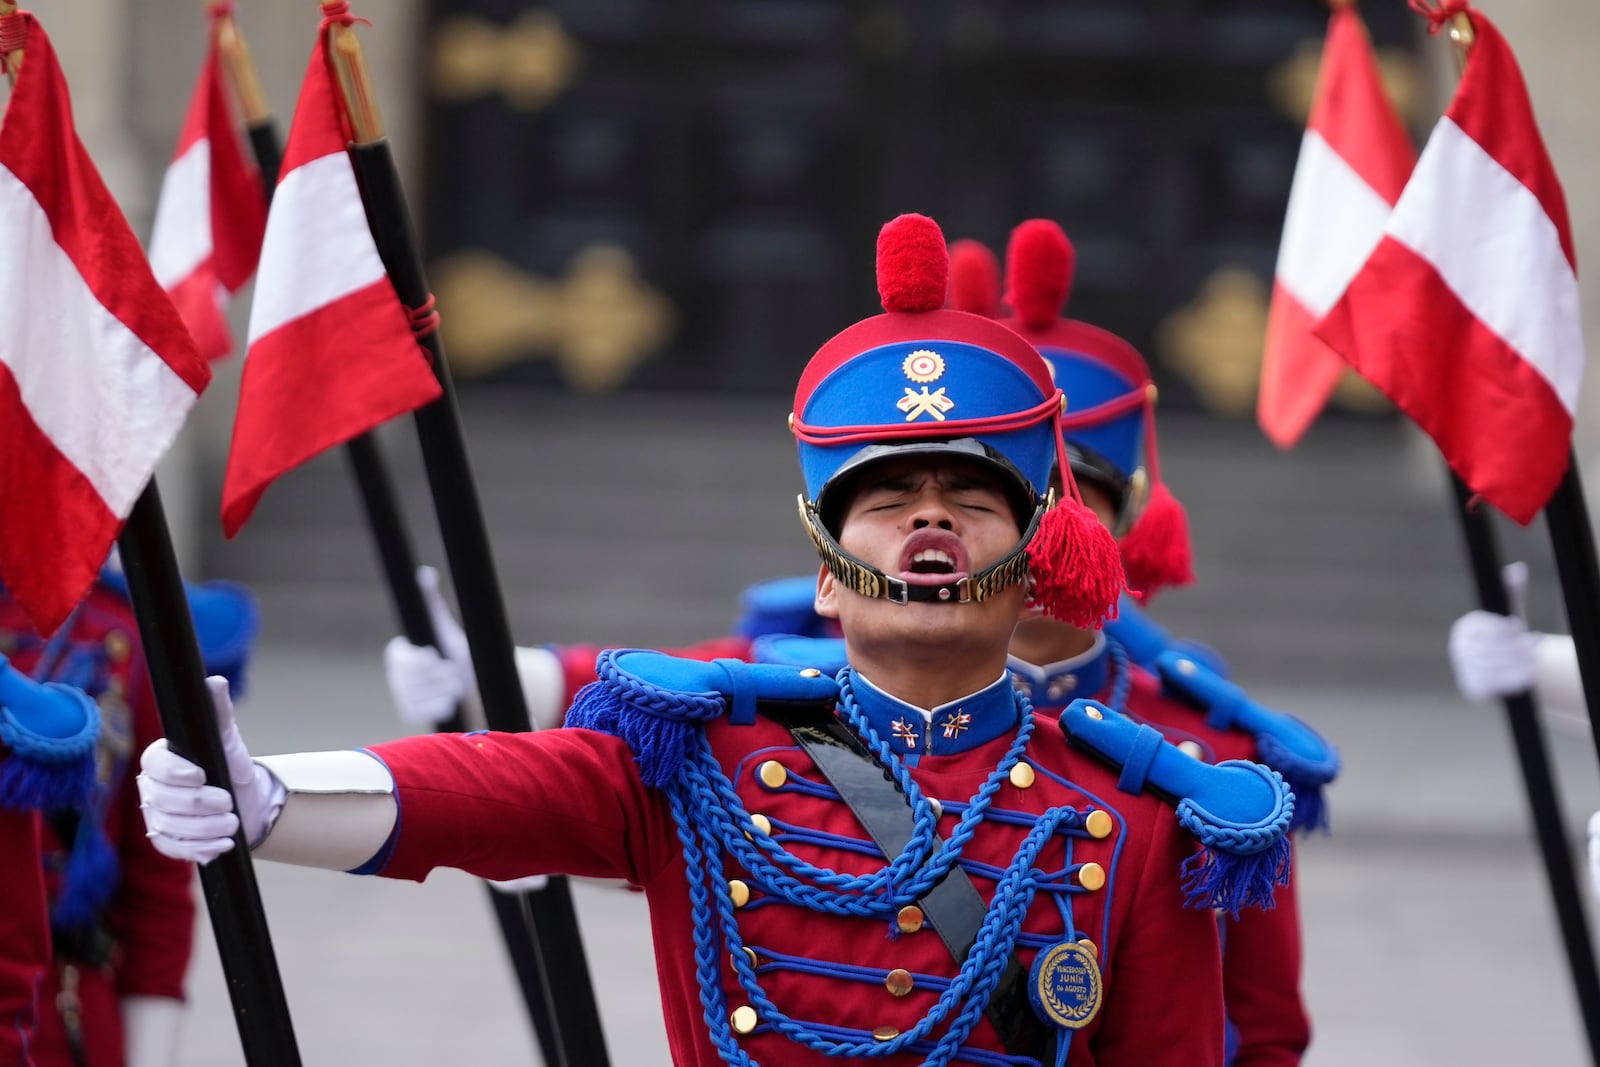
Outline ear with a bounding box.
[815,565,840,620]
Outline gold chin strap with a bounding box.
[797,494,1045,606]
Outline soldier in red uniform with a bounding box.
[0,571,255,1067]
[994,220,1336,1067]
[1,634,103,1066]
[139,214,1295,1066]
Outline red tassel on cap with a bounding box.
[878,214,949,313]
[947,239,1001,317]
[1005,219,1076,330]
[1119,481,1195,601]
[1028,496,1125,630]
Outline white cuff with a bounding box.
[122,995,183,1067]
[254,751,398,871]
[515,646,568,731]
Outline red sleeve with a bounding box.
[1091,812,1226,1066]
[1223,843,1310,1066]
[0,808,47,1062]
[369,728,675,886]
[109,674,197,1000]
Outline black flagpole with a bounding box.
[323,12,611,1066]
[218,14,564,1062]
[1543,459,1600,771]
[1448,476,1600,1065]
[117,484,303,1066]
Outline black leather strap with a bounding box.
[764,701,1047,1059]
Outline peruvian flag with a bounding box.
[0,12,210,633]
[1257,4,1415,450]
[221,31,440,537]
[147,21,265,362]
[1315,9,1583,525]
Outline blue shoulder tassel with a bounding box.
[0,657,101,811]
[51,812,120,929]
[1257,732,1338,834]
[564,651,727,789]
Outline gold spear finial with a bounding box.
[320,1,385,144]
[212,4,272,124]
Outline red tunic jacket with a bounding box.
[368,679,1225,1067]
[0,810,48,1066]
[1,585,197,1067]
[1017,648,1310,1067]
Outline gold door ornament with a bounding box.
[432,11,582,111]
[431,245,675,391]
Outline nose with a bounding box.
[907,488,956,531]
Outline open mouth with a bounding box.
[898,530,970,586]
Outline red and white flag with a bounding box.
[0,13,210,633]
[147,16,266,362]
[1257,4,1415,450]
[221,32,441,537]
[1315,8,1583,524]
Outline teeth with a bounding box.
[912,550,955,566]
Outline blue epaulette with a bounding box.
[97,571,260,695]
[750,634,848,675]
[1057,699,1292,916]
[0,653,100,810]
[733,575,828,640]
[1153,650,1339,833]
[566,649,840,788]
[1102,594,1231,678]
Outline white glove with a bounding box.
[137,677,282,863]
[487,874,550,894]
[121,995,183,1067]
[385,566,475,728]
[1448,563,1540,703]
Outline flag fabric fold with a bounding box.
[1257,4,1416,450]
[220,31,441,538]
[0,12,210,634]
[147,17,266,362]
[1314,8,1583,524]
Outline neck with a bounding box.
[842,638,1009,711]
[1009,616,1097,667]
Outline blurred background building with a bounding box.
[24,0,1600,1062]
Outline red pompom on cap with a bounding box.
[1028,497,1125,629]
[878,214,949,313]
[1119,482,1195,601]
[1005,219,1076,331]
[947,239,1001,317]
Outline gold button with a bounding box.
[896,905,924,933]
[758,760,787,788]
[105,630,131,663]
[1085,707,1104,721]
[927,798,943,819]
[1146,383,1160,405]
[731,1005,758,1034]
[1078,862,1106,892]
[1009,763,1036,789]
[787,412,796,430]
[800,667,822,678]
[749,814,772,836]
[1177,740,1203,759]
[1084,809,1113,839]
[1077,938,1098,958]
[884,968,914,997]
[731,947,759,970]
[729,880,750,908]
[1176,658,1197,675]
[872,1025,899,1042]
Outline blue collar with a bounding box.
[845,669,1020,757]
[1007,633,1109,711]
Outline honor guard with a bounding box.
[140,214,1294,1066]
[0,569,258,1067]
[992,219,1338,1066]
